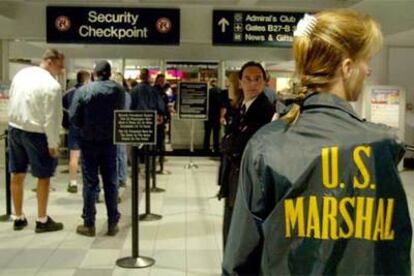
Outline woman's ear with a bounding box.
[341,58,353,80]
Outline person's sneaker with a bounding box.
[13,218,28,231]
[107,224,119,236]
[35,216,63,233]
[76,224,96,237]
[67,184,78,193]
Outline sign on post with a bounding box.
[178,82,208,119]
[213,10,304,47]
[47,6,180,45]
[114,111,156,145]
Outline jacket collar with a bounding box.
[302,92,363,122]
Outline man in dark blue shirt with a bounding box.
[130,68,165,116]
[70,60,125,237]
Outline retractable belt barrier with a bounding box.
[139,145,162,221]
[144,148,221,157]
[0,130,12,221]
[116,144,155,268]
[150,145,165,193]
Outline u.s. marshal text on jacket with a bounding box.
[223,92,412,275]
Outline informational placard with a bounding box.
[213,10,304,47]
[114,111,156,145]
[370,87,401,128]
[362,85,406,142]
[47,6,180,45]
[178,82,208,119]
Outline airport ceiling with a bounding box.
[0,0,413,46]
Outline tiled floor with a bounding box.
[0,154,413,275]
[0,156,224,276]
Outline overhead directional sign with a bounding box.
[218,17,230,32]
[213,10,304,47]
[47,6,180,45]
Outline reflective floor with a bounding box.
[0,156,413,276]
[0,156,223,276]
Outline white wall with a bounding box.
[388,47,414,145]
[388,47,414,105]
[368,48,388,85]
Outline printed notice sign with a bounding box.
[213,10,304,47]
[47,6,180,45]
[178,82,208,119]
[370,87,401,128]
[114,111,156,145]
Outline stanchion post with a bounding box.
[150,145,164,193]
[139,146,162,221]
[116,145,155,268]
[185,119,198,169]
[145,147,150,212]
[159,146,164,172]
[131,145,139,258]
[1,129,12,221]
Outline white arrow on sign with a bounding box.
[218,17,230,33]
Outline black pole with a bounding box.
[145,147,150,213]
[139,145,162,221]
[131,146,139,258]
[150,145,164,193]
[159,147,164,172]
[116,145,155,268]
[1,130,12,221]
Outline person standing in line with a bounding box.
[70,60,125,237]
[203,79,225,154]
[220,62,275,248]
[223,10,412,275]
[263,72,278,106]
[111,72,131,188]
[130,68,165,117]
[62,70,91,193]
[130,69,165,167]
[217,72,243,207]
[8,48,65,233]
[153,73,169,173]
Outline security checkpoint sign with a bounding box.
[47,6,180,45]
[114,111,156,145]
[213,10,304,47]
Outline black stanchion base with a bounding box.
[150,187,165,193]
[116,256,155,268]
[139,213,162,221]
[184,162,198,169]
[0,214,12,222]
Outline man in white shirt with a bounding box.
[8,48,65,233]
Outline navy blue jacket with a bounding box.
[130,82,165,114]
[62,84,82,129]
[223,92,412,275]
[69,79,125,142]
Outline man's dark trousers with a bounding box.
[80,140,120,227]
[204,121,220,153]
